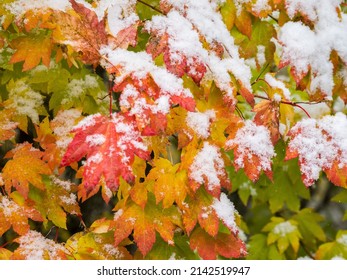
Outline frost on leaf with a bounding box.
[188,141,231,198]
[61,113,150,201]
[2,143,52,198]
[278,0,347,98]
[12,230,69,260]
[286,113,347,188]
[111,198,181,256]
[0,193,43,236]
[189,227,247,260]
[225,120,275,182]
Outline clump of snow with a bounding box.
[186,110,216,139]
[337,234,347,246]
[60,193,77,206]
[0,196,21,217]
[6,0,71,17]
[256,45,266,67]
[278,0,347,98]
[16,230,68,260]
[50,176,74,192]
[73,113,101,130]
[189,142,227,191]
[225,120,275,172]
[273,221,296,237]
[212,193,239,234]
[160,0,252,99]
[86,134,106,147]
[265,73,291,100]
[287,113,347,186]
[93,0,139,37]
[100,47,193,100]
[7,79,44,124]
[51,109,81,150]
[103,244,124,259]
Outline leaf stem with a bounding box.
[253,94,313,118]
[137,0,163,14]
[109,80,113,117]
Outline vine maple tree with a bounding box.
[0,0,347,260]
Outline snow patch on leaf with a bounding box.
[186,110,216,139]
[286,113,347,187]
[273,221,297,237]
[14,230,68,260]
[212,193,239,234]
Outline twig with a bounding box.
[137,0,163,14]
[235,105,245,120]
[252,63,269,85]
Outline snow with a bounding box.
[8,79,44,124]
[256,45,266,67]
[161,0,252,99]
[51,176,73,192]
[186,110,216,139]
[287,113,347,186]
[189,142,227,191]
[0,196,21,217]
[52,109,81,150]
[93,0,139,37]
[16,230,68,260]
[103,244,124,258]
[225,120,275,171]
[6,0,71,17]
[100,47,193,100]
[86,134,106,146]
[337,234,347,246]
[212,193,238,233]
[265,73,291,100]
[73,113,101,130]
[273,221,296,237]
[278,0,347,98]
[60,193,77,206]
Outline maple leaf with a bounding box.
[179,188,220,237]
[52,0,107,66]
[65,231,132,260]
[262,217,302,254]
[0,192,43,236]
[29,175,81,229]
[61,112,150,201]
[9,31,52,71]
[189,227,247,260]
[147,158,189,208]
[0,107,18,143]
[2,142,52,198]
[112,196,182,256]
[285,113,347,188]
[253,100,280,145]
[186,141,231,198]
[225,120,275,182]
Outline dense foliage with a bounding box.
[0,0,347,260]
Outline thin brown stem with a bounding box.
[254,94,313,118]
[137,0,163,14]
[235,105,245,120]
[109,80,113,117]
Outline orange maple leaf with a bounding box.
[2,143,52,198]
[9,32,52,71]
[61,113,150,201]
[112,198,181,256]
[189,227,247,260]
[225,120,275,182]
[0,193,43,236]
[0,108,18,143]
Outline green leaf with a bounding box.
[316,230,347,259]
[247,234,285,260]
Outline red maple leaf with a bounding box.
[61,113,150,199]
